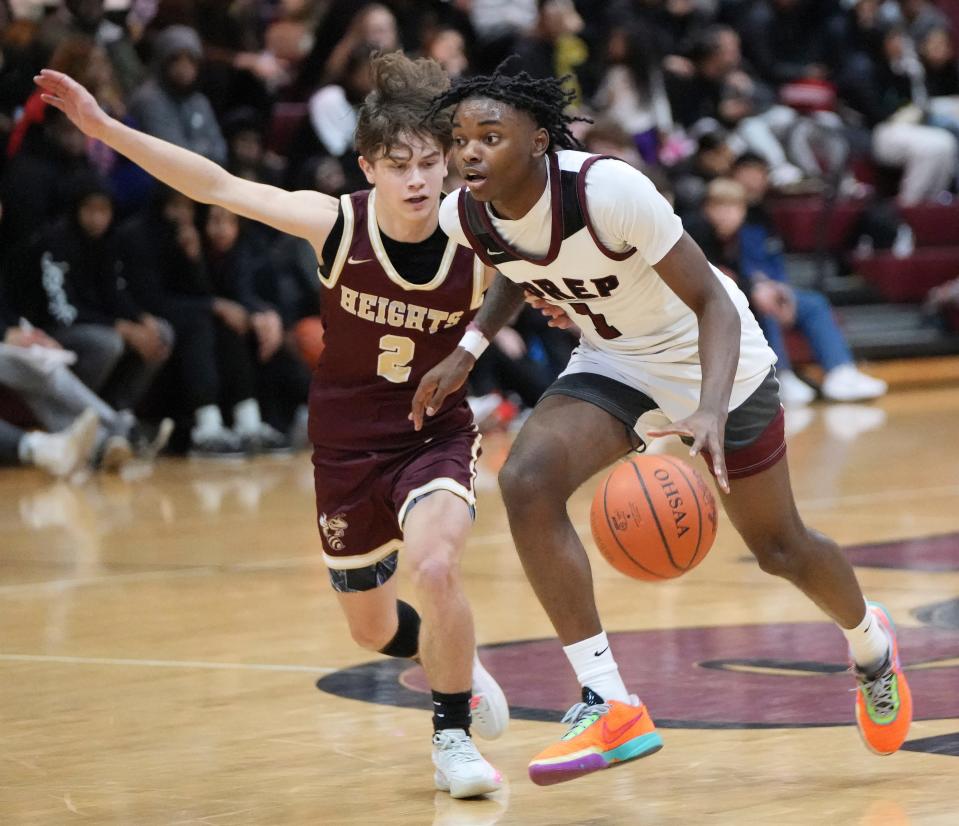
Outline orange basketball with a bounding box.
[590,455,718,581]
[293,316,325,368]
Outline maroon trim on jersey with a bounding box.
[457,189,500,268]
[467,152,564,267]
[577,155,637,262]
[701,406,787,480]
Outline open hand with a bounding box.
[752,281,796,326]
[647,408,730,493]
[4,326,62,350]
[409,348,475,431]
[34,69,111,140]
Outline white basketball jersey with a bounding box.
[441,151,777,416]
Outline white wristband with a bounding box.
[458,327,489,360]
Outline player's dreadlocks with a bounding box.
[428,57,590,151]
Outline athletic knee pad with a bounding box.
[377,599,421,659]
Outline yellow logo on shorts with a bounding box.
[319,513,349,551]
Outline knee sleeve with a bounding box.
[377,599,421,659]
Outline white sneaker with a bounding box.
[467,393,504,432]
[471,655,509,740]
[821,364,888,402]
[432,729,502,799]
[823,404,888,441]
[778,369,816,406]
[99,434,134,472]
[783,406,815,438]
[29,407,99,477]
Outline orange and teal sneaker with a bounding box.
[852,602,913,755]
[528,689,662,786]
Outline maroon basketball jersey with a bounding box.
[309,189,485,450]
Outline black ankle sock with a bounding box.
[432,690,472,734]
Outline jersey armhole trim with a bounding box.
[473,153,564,267]
[577,155,637,262]
[470,257,486,310]
[317,194,355,289]
[458,189,500,268]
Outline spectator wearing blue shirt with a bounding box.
[691,167,887,405]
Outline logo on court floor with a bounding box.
[317,535,959,735]
[318,600,959,730]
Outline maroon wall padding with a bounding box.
[854,248,959,302]
[901,204,959,246]
[770,197,864,252]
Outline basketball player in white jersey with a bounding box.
[411,63,912,785]
[34,54,508,799]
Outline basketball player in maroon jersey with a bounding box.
[35,54,507,798]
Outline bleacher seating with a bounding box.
[771,197,959,303]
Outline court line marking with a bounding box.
[0,556,323,596]
[0,653,337,674]
[4,483,959,595]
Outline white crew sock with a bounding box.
[842,601,891,673]
[232,398,262,435]
[563,631,630,703]
[194,404,223,435]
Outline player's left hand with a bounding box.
[524,293,575,330]
[647,408,730,493]
[409,348,475,431]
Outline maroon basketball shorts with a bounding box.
[542,367,785,481]
[312,426,481,592]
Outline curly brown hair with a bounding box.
[354,51,452,161]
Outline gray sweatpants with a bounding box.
[0,352,129,446]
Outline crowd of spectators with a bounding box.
[3,0,957,473]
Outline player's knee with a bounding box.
[499,451,559,505]
[348,621,394,652]
[750,535,801,581]
[408,550,459,597]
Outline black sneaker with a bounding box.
[239,423,293,456]
[189,426,245,460]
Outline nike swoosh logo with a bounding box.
[593,647,609,657]
[601,709,646,743]
[348,256,373,265]
[486,248,504,256]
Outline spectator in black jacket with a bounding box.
[14,174,173,409]
[738,0,832,88]
[203,205,307,440]
[0,108,93,260]
[1,259,170,471]
[829,4,957,204]
[117,188,288,457]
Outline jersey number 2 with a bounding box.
[377,334,415,383]
[568,303,622,340]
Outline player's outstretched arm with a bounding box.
[34,69,337,246]
[410,272,525,430]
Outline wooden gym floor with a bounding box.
[2,383,959,825]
